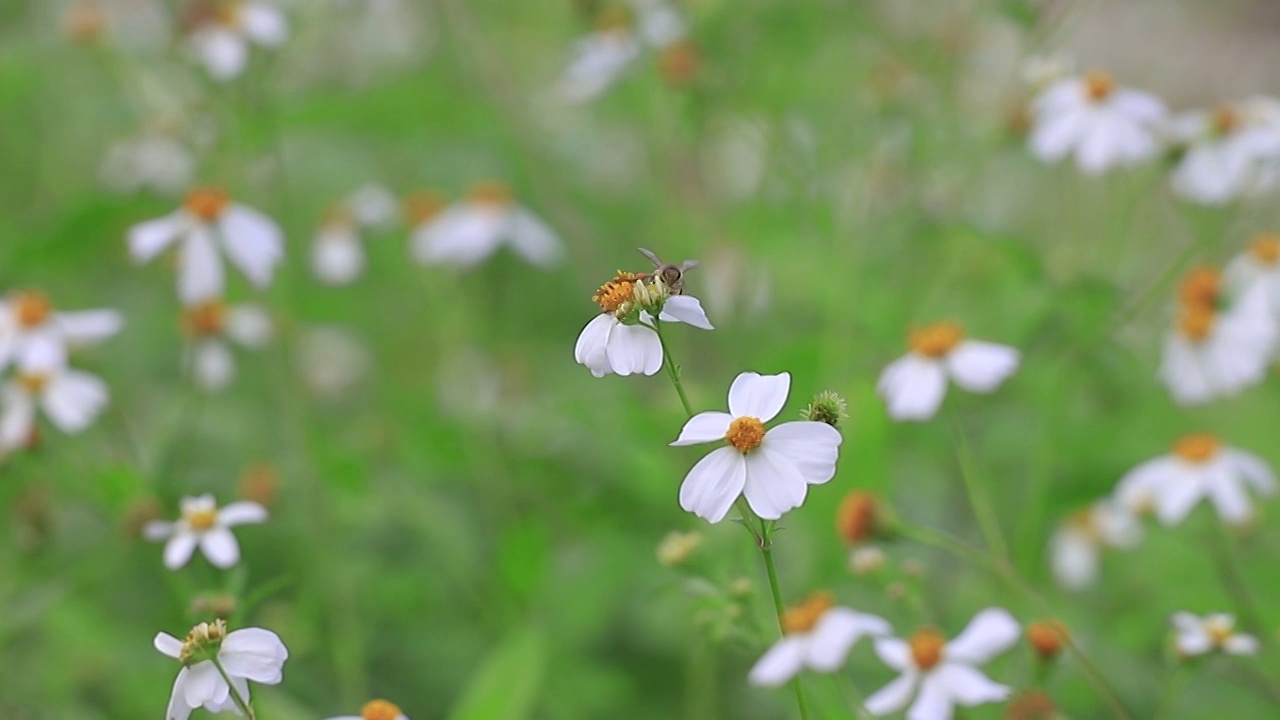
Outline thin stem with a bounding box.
[211,657,256,720]
[1207,523,1264,633]
[760,522,812,720]
[1154,664,1193,720]
[951,420,1010,561]
[652,318,694,417]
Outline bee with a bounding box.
[637,247,699,295]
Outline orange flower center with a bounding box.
[1082,70,1114,102]
[780,591,835,634]
[592,272,639,314]
[182,301,227,338]
[1212,105,1240,136]
[468,181,512,209]
[18,373,49,395]
[1026,620,1069,660]
[1177,306,1215,342]
[184,186,231,221]
[403,189,446,226]
[361,699,404,720]
[12,291,53,328]
[1206,618,1234,646]
[1250,234,1280,265]
[908,322,964,358]
[836,491,879,545]
[1177,266,1222,309]
[725,416,766,453]
[184,507,219,531]
[659,41,701,86]
[1173,433,1220,463]
[909,628,946,670]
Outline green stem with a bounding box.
[1208,523,1264,633]
[211,656,256,720]
[653,318,694,417]
[951,420,1010,561]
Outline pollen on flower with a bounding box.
[179,618,228,663]
[780,591,835,634]
[1026,620,1069,660]
[908,322,964,358]
[1177,266,1222,309]
[468,181,512,208]
[724,416,766,453]
[592,272,639,314]
[1082,70,1114,102]
[1173,433,1221,463]
[361,699,404,720]
[12,291,53,328]
[909,627,946,670]
[184,505,219,531]
[17,372,49,395]
[1249,234,1280,265]
[1176,306,1215,342]
[1212,105,1240,136]
[403,189,446,226]
[836,491,879,545]
[182,301,227,338]
[1205,617,1235,646]
[184,186,231,221]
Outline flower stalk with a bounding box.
[211,656,256,720]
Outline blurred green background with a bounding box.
[3,0,1280,718]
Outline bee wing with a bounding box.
[637,247,662,267]
[678,259,699,272]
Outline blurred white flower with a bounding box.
[1170,98,1280,206]
[699,244,771,322]
[0,290,122,372]
[154,620,287,720]
[1225,234,1280,317]
[749,592,889,687]
[1049,501,1142,591]
[128,187,284,305]
[410,182,562,269]
[574,273,713,378]
[1027,70,1167,175]
[554,0,685,104]
[1171,612,1258,657]
[1020,54,1074,92]
[326,699,410,720]
[98,127,196,196]
[876,323,1019,422]
[295,325,372,400]
[1115,434,1275,527]
[180,301,273,391]
[865,608,1018,719]
[1159,279,1274,406]
[310,186,396,285]
[849,546,886,575]
[186,1,288,81]
[0,342,109,451]
[144,494,268,570]
[672,371,842,522]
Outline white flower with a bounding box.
[154,620,287,720]
[1159,276,1275,405]
[309,187,395,286]
[1049,501,1142,591]
[99,128,197,196]
[143,494,268,570]
[555,24,641,104]
[876,323,1019,422]
[295,325,372,400]
[749,592,889,687]
[1115,434,1275,527]
[326,699,410,720]
[1027,70,1167,175]
[1171,612,1259,657]
[1170,98,1280,206]
[574,270,713,377]
[865,608,1019,720]
[0,342,109,451]
[179,301,273,391]
[0,290,122,372]
[1225,234,1280,318]
[128,186,284,304]
[410,182,562,269]
[672,371,842,522]
[187,1,288,81]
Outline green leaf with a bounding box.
[448,625,547,720]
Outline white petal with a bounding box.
[1029,106,1087,162]
[1158,334,1216,405]
[311,230,365,285]
[503,207,563,267]
[1095,502,1144,548]
[761,421,842,484]
[154,632,185,659]
[872,637,913,671]
[747,636,807,688]
[411,207,504,268]
[660,295,715,330]
[41,369,109,433]
[1050,527,1098,591]
[1175,625,1212,656]
[1203,468,1252,525]
[944,608,1019,664]
[164,532,199,570]
[0,384,35,450]
[945,341,1019,393]
[194,29,248,81]
[143,520,175,542]
[15,331,67,374]
[54,309,123,346]
[678,446,747,523]
[556,33,638,103]
[193,340,236,391]
[605,323,663,376]
[1152,469,1204,526]
[218,501,268,526]
[806,609,891,672]
[1114,457,1177,514]
[671,411,733,446]
[199,527,241,568]
[1226,449,1277,496]
[240,3,288,46]
[220,628,289,684]
[1224,634,1260,655]
[573,314,614,377]
[181,661,222,708]
[178,227,226,305]
[906,674,956,720]
[864,670,918,716]
[930,663,1012,706]
[877,355,948,421]
[726,371,790,422]
[225,305,273,348]
[219,205,284,288]
[166,668,196,720]
[128,213,185,263]
[741,447,810,520]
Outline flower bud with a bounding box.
[1026,619,1069,661]
[849,546,885,575]
[1005,690,1061,720]
[656,530,702,567]
[239,461,279,509]
[800,390,848,428]
[191,593,238,619]
[836,490,880,545]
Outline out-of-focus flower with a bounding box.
[1025,620,1069,662]
[1169,98,1280,206]
[574,271,712,378]
[749,592,889,687]
[410,181,562,269]
[185,0,288,81]
[295,325,372,400]
[1027,70,1167,175]
[657,39,700,88]
[99,123,198,196]
[865,608,1019,719]
[154,619,288,719]
[672,371,842,522]
[1114,434,1275,527]
[238,461,279,509]
[1005,690,1062,720]
[876,323,1019,421]
[325,699,411,720]
[180,300,273,391]
[63,0,172,52]
[1049,501,1142,591]
[61,0,108,44]
[128,187,284,304]
[1171,612,1258,657]
[554,0,686,103]
[143,494,268,569]
[656,530,702,567]
[837,490,882,545]
[1225,233,1280,317]
[310,185,397,285]
[850,546,886,575]
[0,343,109,451]
[0,290,122,371]
[1020,54,1073,93]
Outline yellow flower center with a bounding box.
[1026,620,1069,660]
[468,181,512,209]
[12,291,53,328]
[1177,306,1215,342]
[908,322,964,358]
[361,699,404,720]
[1067,507,1102,542]
[184,186,231,222]
[179,618,228,663]
[592,272,639,314]
[1250,234,1280,265]
[403,189,446,226]
[836,491,879,545]
[1082,70,1114,102]
[18,373,49,395]
[182,301,227,338]
[1206,618,1234,646]
[1173,433,1220,463]
[724,416,766,453]
[1177,266,1222,309]
[909,628,946,670]
[780,591,835,634]
[184,506,219,531]
[1212,105,1240,136]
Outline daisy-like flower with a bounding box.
[1170,98,1280,206]
[671,371,842,522]
[0,344,109,451]
[1027,70,1167,175]
[180,300,273,391]
[143,494,268,570]
[128,186,284,305]
[876,323,1019,421]
[410,181,563,269]
[1114,434,1276,527]
[1049,501,1142,591]
[185,0,287,81]
[865,608,1019,720]
[1225,233,1280,317]
[556,8,641,104]
[0,290,123,371]
[748,591,890,687]
[1171,612,1259,657]
[326,699,411,720]
[310,186,397,286]
[154,619,288,720]
[1159,267,1275,405]
[574,267,713,378]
